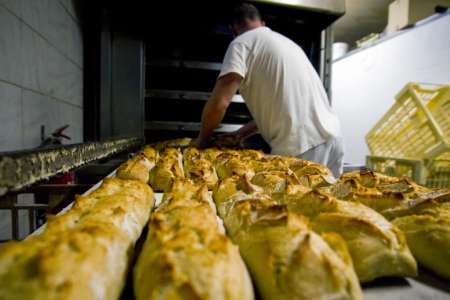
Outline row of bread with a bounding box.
[122,142,363,299]
[120,141,450,282]
[0,153,255,299]
[118,144,335,192]
[0,176,154,299]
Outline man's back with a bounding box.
[220,27,341,156]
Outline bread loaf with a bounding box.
[141,145,159,162]
[183,147,218,188]
[133,180,254,300]
[0,178,154,300]
[214,153,255,180]
[221,199,363,300]
[392,213,450,279]
[322,171,431,214]
[214,174,418,282]
[149,148,185,192]
[116,154,154,183]
[379,190,450,279]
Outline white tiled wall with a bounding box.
[0,0,83,152]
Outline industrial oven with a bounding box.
[84,0,344,143]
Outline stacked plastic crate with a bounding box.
[366,83,450,188]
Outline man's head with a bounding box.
[231,3,264,37]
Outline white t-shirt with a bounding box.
[219,26,341,156]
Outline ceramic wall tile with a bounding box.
[67,18,83,68]
[0,6,23,84]
[0,81,22,152]
[22,90,61,149]
[57,102,83,144]
[0,0,24,18]
[21,0,69,57]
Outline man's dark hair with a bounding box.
[231,3,261,27]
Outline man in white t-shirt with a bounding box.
[197,3,344,176]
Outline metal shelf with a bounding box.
[145,121,241,132]
[146,89,244,103]
[146,59,222,71]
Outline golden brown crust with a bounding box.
[116,154,154,183]
[214,154,255,180]
[285,190,417,282]
[149,148,185,192]
[321,170,450,279]
[141,145,159,162]
[134,180,254,300]
[221,199,363,300]
[322,171,446,220]
[183,148,218,188]
[215,172,417,282]
[393,214,450,279]
[0,178,154,300]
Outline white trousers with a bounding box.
[297,137,344,178]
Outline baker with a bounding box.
[196,3,344,177]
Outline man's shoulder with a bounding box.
[234,27,271,43]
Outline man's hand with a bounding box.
[214,131,242,148]
[194,136,212,149]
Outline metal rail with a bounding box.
[145,121,241,132]
[146,89,245,103]
[146,59,222,71]
[0,137,141,197]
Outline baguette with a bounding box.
[285,187,418,282]
[214,174,418,282]
[214,153,255,180]
[133,180,254,300]
[380,192,450,279]
[141,145,159,162]
[322,171,431,213]
[183,147,218,188]
[0,178,154,300]
[221,199,362,300]
[149,148,185,192]
[392,213,450,279]
[116,154,154,183]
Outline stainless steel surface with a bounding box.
[145,121,241,132]
[146,89,244,103]
[250,0,345,15]
[320,27,333,99]
[147,59,222,71]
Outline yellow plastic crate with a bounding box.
[366,155,450,188]
[366,83,450,160]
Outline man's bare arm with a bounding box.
[197,73,242,148]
